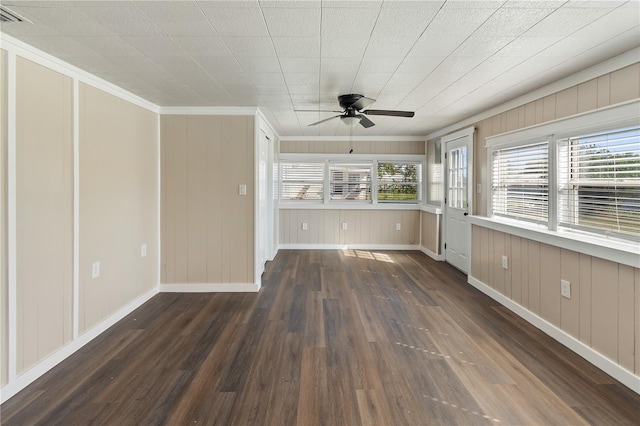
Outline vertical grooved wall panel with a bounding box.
[162,115,254,286]
[16,58,73,373]
[0,48,7,386]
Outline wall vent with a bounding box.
[0,6,27,23]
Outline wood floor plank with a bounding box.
[2,250,639,425]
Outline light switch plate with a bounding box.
[141,243,147,257]
[561,279,571,299]
[91,261,100,279]
[239,184,247,195]
[501,255,508,270]
[395,223,401,231]
[341,222,347,231]
[301,222,308,231]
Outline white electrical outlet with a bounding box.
[141,243,147,257]
[395,223,401,231]
[477,184,482,194]
[91,261,100,279]
[561,279,571,299]
[239,184,247,195]
[301,222,308,231]
[341,222,347,231]
[501,255,508,270]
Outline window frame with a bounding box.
[279,153,426,207]
[486,101,640,243]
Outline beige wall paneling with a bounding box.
[471,225,481,278]
[205,116,223,284]
[491,230,505,294]
[297,209,311,245]
[0,48,7,386]
[524,101,536,127]
[555,87,578,119]
[577,79,598,114]
[223,116,254,285]
[480,226,489,285]
[534,98,545,124]
[308,209,320,244]
[187,116,207,283]
[610,63,640,104]
[635,268,640,375]
[511,236,522,305]
[505,108,519,132]
[596,74,611,108]
[590,257,619,363]
[79,83,158,333]
[540,244,561,328]
[322,209,339,245]
[16,58,73,373]
[618,265,635,373]
[559,249,580,340]
[542,94,556,122]
[578,254,592,345]
[359,210,372,245]
[401,210,418,245]
[528,240,541,316]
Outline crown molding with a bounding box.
[426,47,640,141]
[0,33,160,114]
[159,106,258,115]
[279,135,425,142]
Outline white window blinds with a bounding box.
[491,142,549,223]
[329,163,371,201]
[281,162,324,201]
[558,127,640,238]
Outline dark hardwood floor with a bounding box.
[2,250,639,425]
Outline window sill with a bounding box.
[469,216,639,268]
[279,202,422,211]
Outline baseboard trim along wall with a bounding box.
[160,283,261,293]
[278,244,419,251]
[0,287,158,404]
[419,246,443,261]
[467,275,640,394]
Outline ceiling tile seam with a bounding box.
[258,3,303,135]
[129,0,229,101]
[384,0,566,135]
[191,0,260,105]
[348,2,385,95]
[382,0,512,123]
[371,0,449,123]
[419,0,627,123]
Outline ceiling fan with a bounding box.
[296,94,415,128]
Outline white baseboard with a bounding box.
[467,275,640,394]
[0,287,158,404]
[159,283,260,292]
[419,246,443,261]
[278,244,419,250]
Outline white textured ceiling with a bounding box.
[1,0,639,136]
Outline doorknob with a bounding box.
[464,212,468,216]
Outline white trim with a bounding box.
[420,204,442,215]
[440,126,475,144]
[72,79,80,339]
[0,288,158,404]
[426,47,640,141]
[279,135,425,142]
[254,113,263,287]
[156,113,162,292]
[279,203,422,211]
[0,34,159,114]
[469,215,639,268]
[159,283,261,293]
[279,244,419,250]
[485,101,640,148]
[467,275,640,394]
[6,49,17,383]
[159,106,257,115]
[419,246,443,261]
[280,153,425,162]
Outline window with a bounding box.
[377,162,422,203]
[558,127,640,238]
[281,162,324,201]
[329,162,371,201]
[448,147,467,209]
[491,141,549,223]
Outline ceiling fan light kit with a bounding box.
[298,94,415,129]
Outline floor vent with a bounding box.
[0,6,27,23]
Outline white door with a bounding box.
[443,128,474,274]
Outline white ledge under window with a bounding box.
[469,215,639,269]
[278,203,443,214]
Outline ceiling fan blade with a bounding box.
[362,109,415,117]
[308,115,342,126]
[357,114,375,128]
[295,109,343,113]
[349,96,376,111]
